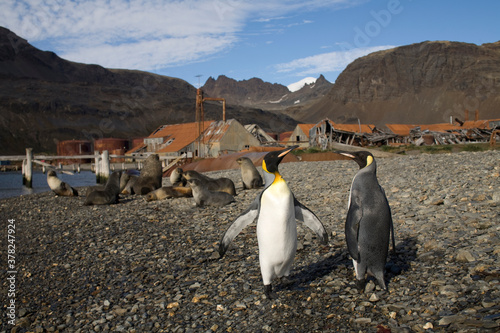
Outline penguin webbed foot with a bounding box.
[355,278,366,292]
[217,245,227,260]
[376,279,388,292]
[264,285,278,300]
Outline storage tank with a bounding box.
[131,137,146,149]
[94,138,130,162]
[57,140,92,164]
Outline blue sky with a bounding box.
[1,0,499,88]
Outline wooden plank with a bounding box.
[22,148,33,188]
[162,153,186,172]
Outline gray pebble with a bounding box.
[1,150,499,332]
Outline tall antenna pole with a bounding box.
[195,75,203,157]
[195,74,203,88]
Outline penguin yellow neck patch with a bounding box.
[366,155,373,167]
[262,160,268,173]
[272,172,283,185]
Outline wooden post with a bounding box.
[22,148,33,188]
[99,150,110,184]
[95,152,101,183]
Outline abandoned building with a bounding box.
[244,124,277,146]
[308,118,383,149]
[288,124,315,148]
[127,119,260,158]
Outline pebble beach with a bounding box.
[1,150,499,333]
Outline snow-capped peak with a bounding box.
[287,77,317,92]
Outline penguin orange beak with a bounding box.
[334,151,355,159]
[278,145,298,158]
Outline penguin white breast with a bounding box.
[257,179,296,263]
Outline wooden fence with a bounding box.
[0,149,186,188]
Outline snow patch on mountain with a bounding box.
[287,77,317,92]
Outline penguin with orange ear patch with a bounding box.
[219,146,328,299]
[336,150,395,291]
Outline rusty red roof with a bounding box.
[148,121,214,153]
[279,131,293,141]
[312,118,375,134]
[332,123,375,133]
[297,124,315,138]
[386,119,500,136]
[200,119,233,144]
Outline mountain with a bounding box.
[201,74,333,112]
[295,41,500,125]
[0,27,298,154]
[201,75,289,106]
[288,77,317,92]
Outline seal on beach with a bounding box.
[120,170,140,192]
[84,171,122,205]
[86,171,137,196]
[121,174,139,195]
[145,186,193,201]
[187,178,234,207]
[182,170,236,196]
[236,157,263,189]
[132,154,163,195]
[336,150,395,291]
[170,167,186,186]
[47,170,78,196]
[218,146,328,299]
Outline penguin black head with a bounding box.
[262,145,298,174]
[336,150,374,169]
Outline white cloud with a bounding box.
[0,0,363,71]
[63,34,238,70]
[274,45,396,76]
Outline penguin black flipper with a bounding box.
[219,195,260,258]
[390,215,396,255]
[381,186,396,254]
[345,192,363,261]
[293,197,328,244]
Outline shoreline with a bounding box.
[1,150,499,332]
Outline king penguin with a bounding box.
[219,145,329,299]
[337,150,395,291]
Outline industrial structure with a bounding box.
[54,98,499,166]
[126,119,260,158]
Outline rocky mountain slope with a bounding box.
[0,27,298,155]
[296,41,500,125]
[202,74,333,112]
[3,24,498,155]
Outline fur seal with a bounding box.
[187,178,235,207]
[84,171,122,205]
[170,167,186,186]
[145,186,193,201]
[121,175,138,195]
[86,171,136,196]
[182,170,236,196]
[236,157,263,189]
[132,154,163,195]
[47,170,78,196]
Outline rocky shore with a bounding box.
[1,150,499,333]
